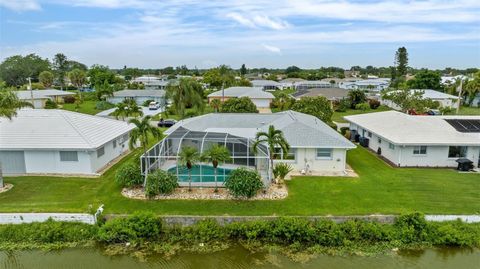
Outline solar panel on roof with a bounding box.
[445,119,480,133]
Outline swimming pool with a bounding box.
[167,165,233,183]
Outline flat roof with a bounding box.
[0,109,134,150]
[345,111,480,146]
[207,87,274,99]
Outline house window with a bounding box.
[97,146,105,158]
[60,151,78,162]
[316,148,333,159]
[413,146,427,155]
[389,143,395,150]
[378,138,382,144]
[367,132,372,138]
[113,140,117,148]
[448,146,467,158]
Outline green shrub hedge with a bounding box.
[97,212,162,244]
[145,169,178,198]
[224,168,263,198]
[115,162,143,188]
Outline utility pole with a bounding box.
[456,79,463,115]
[28,77,34,108]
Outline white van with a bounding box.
[148,101,160,110]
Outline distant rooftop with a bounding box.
[15,89,75,100]
[207,87,274,99]
[113,89,165,97]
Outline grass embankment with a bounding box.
[447,106,480,116]
[0,213,479,257]
[1,147,479,215]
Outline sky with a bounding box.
[0,0,479,69]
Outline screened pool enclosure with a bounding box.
[141,127,271,187]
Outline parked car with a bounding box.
[149,101,160,110]
[158,119,177,127]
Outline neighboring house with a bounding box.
[441,75,468,85]
[0,109,134,176]
[339,78,390,92]
[107,89,166,105]
[291,87,350,101]
[15,89,75,109]
[295,81,332,90]
[207,87,274,109]
[279,78,305,89]
[141,110,356,187]
[381,89,460,110]
[251,80,282,91]
[345,111,480,168]
[132,76,169,89]
[470,93,480,108]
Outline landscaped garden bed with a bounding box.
[122,184,288,200]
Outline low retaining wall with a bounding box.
[0,213,95,225]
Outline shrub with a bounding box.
[291,96,333,123]
[145,169,178,197]
[225,168,263,198]
[63,95,76,104]
[142,99,154,106]
[394,212,429,243]
[269,217,316,244]
[368,99,381,109]
[95,101,114,110]
[44,99,58,109]
[340,127,350,135]
[220,97,258,113]
[272,163,293,184]
[179,219,227,244]
[97,212,162,244]
[333,98,351,112]
[348,90,367,108]
[355,102,370,111]
[115,162,143,188]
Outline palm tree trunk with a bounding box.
[142,141,148,187]
[214,167,218,192]
[188,169,192,191]
[270,158,275,184]
[0,162,3,188]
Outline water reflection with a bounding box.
[0,245,479,269]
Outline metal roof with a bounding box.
[0,109,135,150]
[15,89,75,100]
[207,87,274,99]
[291,87,349,100]
[165,111,355,149]
[251,80,281,87]
[345,111,480,146]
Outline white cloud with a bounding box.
[226,12,289,30]
[0,0,40,11]
[262,44,281,54]
[226,13,257,28]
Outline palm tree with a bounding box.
[201,145,230,191]
[0,91,34,188]
[112,102,128,121]
[210,98,221,113]
[166,78,204,119]
[127,102,144,118]
[128,116,162,186]
[252,125,290,184]
[178,146,200,191]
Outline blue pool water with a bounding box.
[167,165,232,183]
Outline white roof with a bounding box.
[15,89,75,100]
[0,109,134,150]
[207,87,274,99]
[251,80,281,87]
[166,110,355,149]
[345,111,480,146]
[414,89,458,100]
[113,89,165,97]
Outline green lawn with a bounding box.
[448,106,480,116]
[332,105,391,123]
[62,100,105,115]
[1,147,479,216]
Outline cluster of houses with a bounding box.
[1,73,478,186]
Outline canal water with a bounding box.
[1,245,479,269]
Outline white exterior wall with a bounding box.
[23,150,92,174]
[350,123,480,168]
[274,147,347,172]
[90,135,130,172]
[252,98,272,109]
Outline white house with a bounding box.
[345,111,480,168]
[470,93,480,108]
[207,87,274,109]
[339,78,390,92]
[141,110,356,187]
[0,109,134,176]
[15,89,75,108]
[279,78,305,89]
[381,89,460,110]
[107,89,166,106]
[295,81,332,90]
[251,80,282,91]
